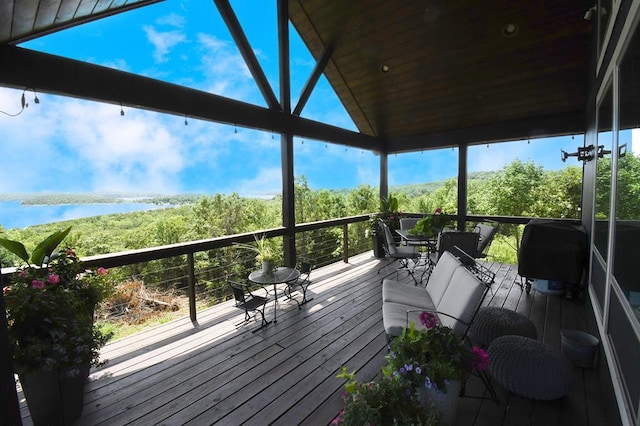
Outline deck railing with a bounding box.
[1,214,549,324]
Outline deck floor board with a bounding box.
[16,252,607,425]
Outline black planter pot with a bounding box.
[20,364,89,426]
[372,234,385,258]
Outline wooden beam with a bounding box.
[0,45,381,150]
[212,0,280,111]
[293,45,333,116]
[385,111,586,153]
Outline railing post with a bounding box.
[343,223,349,263]
[187,253,197,323]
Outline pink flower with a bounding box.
[2,286,10,295]
[434,207,442,214]
[18,270,28,279]
[47,274,60,285]
[31,280,45,289]
[96,267,108,276]
[65,248,76,257]
[471,346,490,371]
[419,311,439,329]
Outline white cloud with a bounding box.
[196,33,258,102]
[0,88,198,194]
[143,25,187,63]
[157,13,185,28]
[231,167,282,198]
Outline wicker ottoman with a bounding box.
[470,307,538,347]
[488,335,572,400]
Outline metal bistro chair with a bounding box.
[428,231,480,267]
[377,220,421,284]
[473,221,498,259]
[229,280,270,333]
[284,259,314,308]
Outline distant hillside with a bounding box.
[0,193,206,206]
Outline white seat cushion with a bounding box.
[382,302,432,337]
[382,279,435,308]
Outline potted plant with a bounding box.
[333,366,440,425]
[408,207,454,238]
[369,194,403,258]
[235,234,276,274]
[0,226,113,425]
[381,312,489,424]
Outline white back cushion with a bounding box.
[427,251,462,306]
[436,266,485,336]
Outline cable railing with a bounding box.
[1,214,566,327]
[48,215,373,324]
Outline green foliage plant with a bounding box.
[408,208,454,238]
[369,194,404,235]
[0,227,114,376]
[234,233,275,264]
[334,366,440,425]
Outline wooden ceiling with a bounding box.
[0,0,594,153]
[0,0,161,44]
[289,0,594,151]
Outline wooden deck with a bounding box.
[18,252,607,425]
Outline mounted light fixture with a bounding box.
[584,5,607,20]
[561,145,594,163]
[502,24,519,38]
[380,65,390,73]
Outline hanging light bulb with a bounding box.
[120,103,124,116]
[32,89,39,104]
[184,114,188,126]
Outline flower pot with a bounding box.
[261,260,274,275]
[417,379,461,425]
[20,365,89,426]
[372,234,385,258]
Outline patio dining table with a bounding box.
[248,267,300,323]
[396,229,437,282]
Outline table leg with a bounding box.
[273,283,278,323]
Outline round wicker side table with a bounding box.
[469,307,538,347]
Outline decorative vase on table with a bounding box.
[417,379,462,425]
[261,260,274,275]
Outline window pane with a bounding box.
[594,87,613,258]
[614,26,640,320]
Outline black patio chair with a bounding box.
[428,231,480,266]
[473,221,498,259]
[377,220,422,284]
[229,280,270,333]
[284,259,314,307]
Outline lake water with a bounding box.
[0,200,165,230]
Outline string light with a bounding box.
[184,114,188,126]
[0,88,40,117]
[120,103,125,116]
[234,124,238,134]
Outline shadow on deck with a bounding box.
[18,252,606,425]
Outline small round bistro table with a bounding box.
[248,267,300,323]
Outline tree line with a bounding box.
[1,156,638,275]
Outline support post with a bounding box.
[457,144,468,230]
[0,263,23,425]
[187,253,197,323]
[278,0,296,266]
[343,224,349,263]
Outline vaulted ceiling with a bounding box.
[0,0,594,154]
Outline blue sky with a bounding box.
[0,0,593,198]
